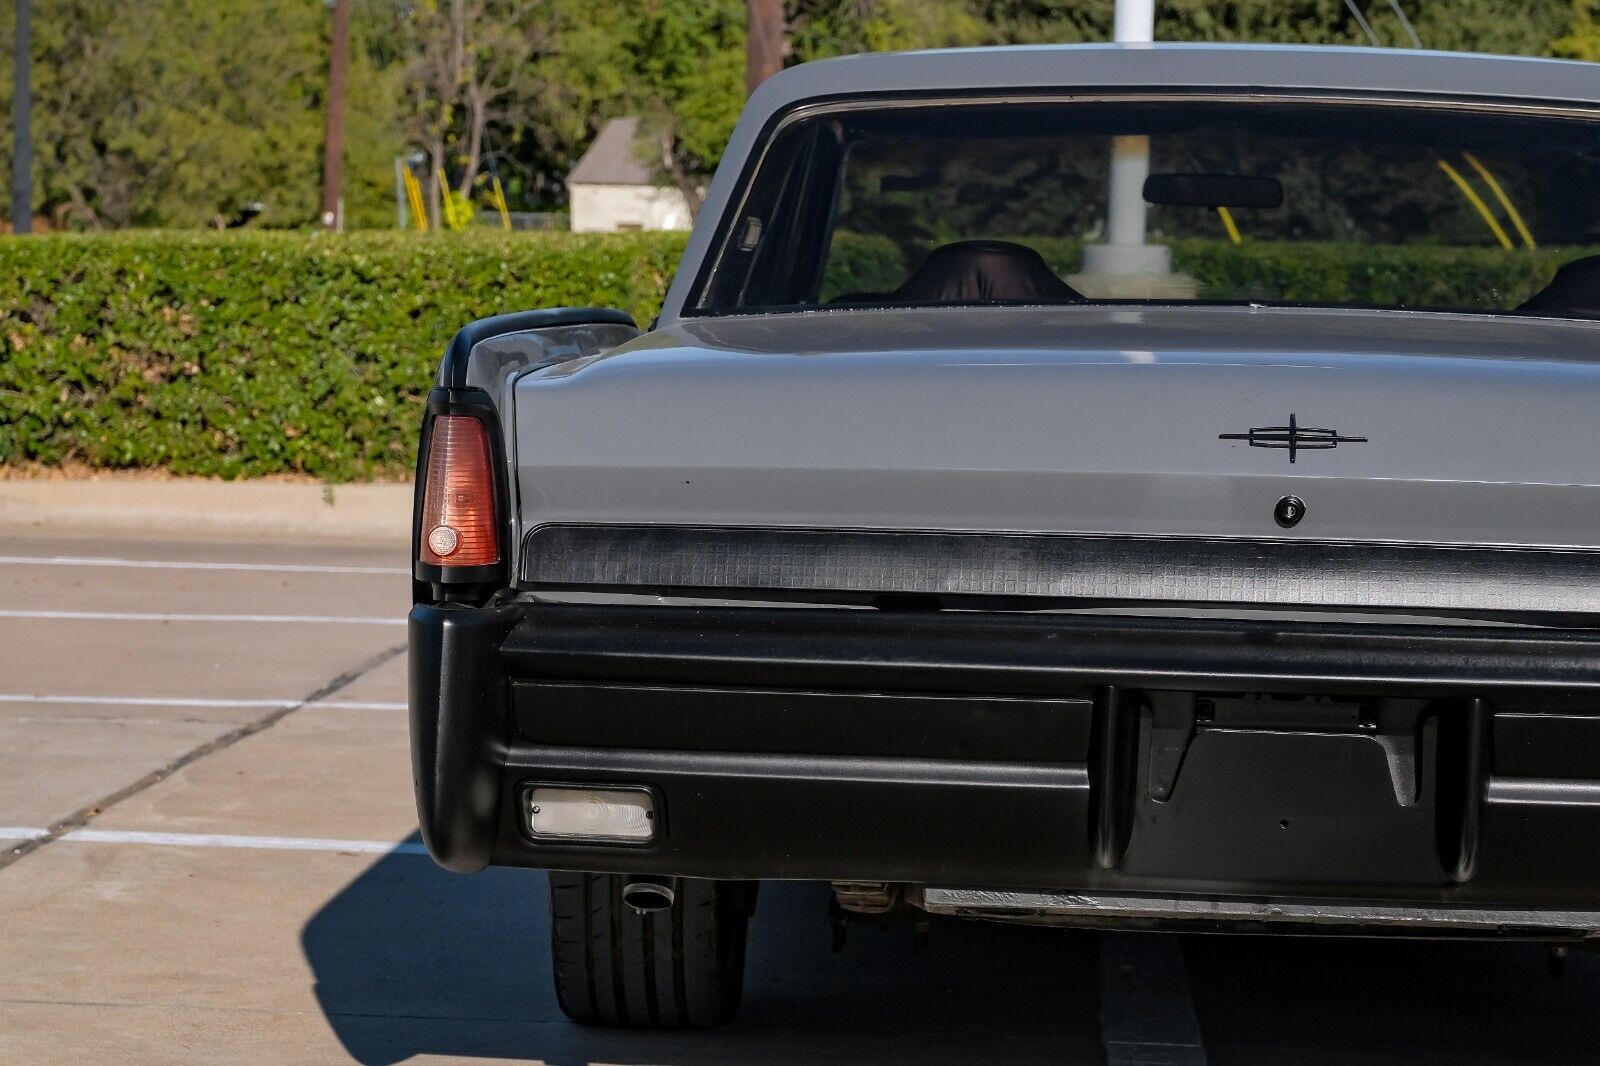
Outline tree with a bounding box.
[400,0,558,227]
[1554,0,1600,59]
[624,0,745,216]
[545,0,744,218]
[0,0,402,229]
[0,0,1586,230]
[787,0,1578,55]
[470,0,1586,218]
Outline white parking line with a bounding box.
[0,827,52,841]
[61,829,429,855]
[0,554,406,576]
[0,694,405,711]
[0,609,404,626]
[1100,932,1207,1066]
[5,826,425,854]
[0,694,299,709]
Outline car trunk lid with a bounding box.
[510,304,1600,551]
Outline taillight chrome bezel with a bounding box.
[412,386,510,597]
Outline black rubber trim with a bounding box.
[520,524,1600,622]
[410,600,1600,902]
[436,307,635,388]
[409,601,522,872]
[501,603,1600,697]
[511,682,1091,762]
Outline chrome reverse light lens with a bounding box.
[528,787,655,843]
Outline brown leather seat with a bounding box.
[1519,255,1600,320]
[889,240,1083,304]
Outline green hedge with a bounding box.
[1171,241,1579,309]
[826,232,1582,309]
[0,231,687,480]
[0,230,1588,481]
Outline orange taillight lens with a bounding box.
[419,415,500,567]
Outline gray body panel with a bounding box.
[513,305,1600,551]
[452,319,640,554]
[490,46,1600,606]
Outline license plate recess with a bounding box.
[1089,689,1489,887]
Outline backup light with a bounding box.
[528,787,655,843]
[419,415,499,567]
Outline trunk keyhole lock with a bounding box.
[1274,495,1306,528]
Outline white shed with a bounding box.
[566,117,693,233]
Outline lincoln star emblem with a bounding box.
[1219,413,1367,464]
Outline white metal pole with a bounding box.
[1083,0,1169,279]
[1105,0,1156,272]
[1114,0,1154,45]
[1105,137,1151,251]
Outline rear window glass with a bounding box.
[689,98,1600,319]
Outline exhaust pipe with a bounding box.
[621,877,677,914]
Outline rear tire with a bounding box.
[548,872,751,1028]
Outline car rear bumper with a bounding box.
[410,600,1600,934]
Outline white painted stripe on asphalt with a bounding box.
[0,609,404,626]
[1100,933,1207,1066]
[0,693,298,709]
[0,827,52,841]
[0,554,406,576]
[62,829,429,855]
[0,694,405,711]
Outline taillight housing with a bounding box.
[419,414,500,568]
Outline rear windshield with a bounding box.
[689,98,1600,319]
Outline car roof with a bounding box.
[757,44,1600,109]
[658,44,1600,324]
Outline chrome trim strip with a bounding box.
[776,90,1600,130]
[1487,777,1600,808]
[521,524,1600,619]
[917,887,1600,932]
[514,746,1090,792]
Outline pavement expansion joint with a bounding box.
[0,641,407,874]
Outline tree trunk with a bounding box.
[320,0,352,229]
[745,0,784,97]
[458,87,486,200]
[12,0,32,235]
[427,143,444,230]
[659,131,704,220]
[62,186,100,231]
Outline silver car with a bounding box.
[408,44,1600,1028]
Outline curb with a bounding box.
[0,478,412,543]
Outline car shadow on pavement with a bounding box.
[303,836,1600,1065]
[302,834,1105,1066]
[1182,931,1600,1064]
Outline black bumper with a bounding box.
[410,602,1600,924]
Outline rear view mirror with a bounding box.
[1144,173,1283,209]
[880,169,942,193]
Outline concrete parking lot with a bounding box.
[1,527,1597,1064]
